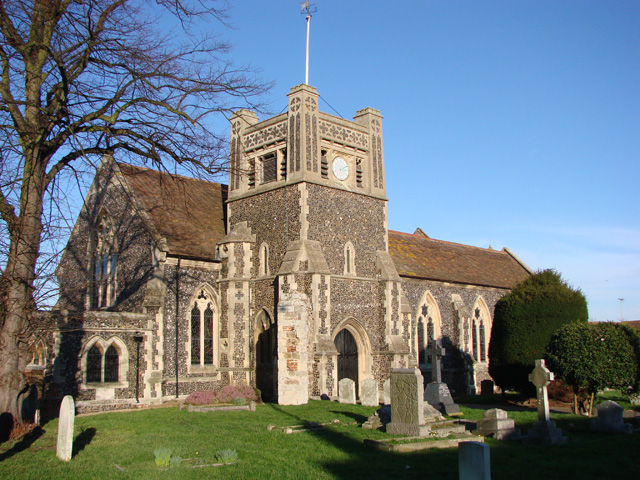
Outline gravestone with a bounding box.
[590,400,633,434]
[386,368,430,436]
[524,359,567,445]
[360,378,379,407]
[423,340,459,414]
[338,378,356,404]
[458,441,491,480]
[383,379,391,405]
[476,408,521,440]
[56,395,75,461]
[480,380,494,396]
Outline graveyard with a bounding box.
[1,388,638,480]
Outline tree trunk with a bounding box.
[0,155,46,422]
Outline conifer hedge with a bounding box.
[488,269,588,394]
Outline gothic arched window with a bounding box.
[87,345,102,383]
[104,345,119,382]
[189,288,218,369]
[415,293,442,368]
[91,212,118,309]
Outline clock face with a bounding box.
[332,156,349,181]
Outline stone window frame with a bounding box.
[343,241,356,276]
[415,291,442,368]
[259,242,270,277]
[88,210,118,309]
[81,336,130,388]
[187,284,219,374]
[470,297,491,363]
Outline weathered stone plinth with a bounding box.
[424,382,459,415]
[476,408,521,440]
[525,420,567,445]
[386,368,430,436]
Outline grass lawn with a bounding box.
[1,399,638,480]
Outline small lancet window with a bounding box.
[91,212,118,309]
[343,242,355,276]
[259,243,270,277]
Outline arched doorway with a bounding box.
[334,329,358,393]
[255,310,276,402]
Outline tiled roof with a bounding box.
[118,163,227,260]
[388,230,530,289]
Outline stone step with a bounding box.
[364,432,484,453]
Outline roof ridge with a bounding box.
[118,162,227,188]
[389,230,507,255]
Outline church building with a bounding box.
[46,84,531,412]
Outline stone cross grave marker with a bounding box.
[528,358,553,422]
[426,340,445,384]
[56,395,75,462]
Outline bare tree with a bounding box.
[0,0,270,420]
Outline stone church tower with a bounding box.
[220,83,410,404]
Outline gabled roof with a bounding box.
[388,230,531,289]
[118,163,227,261]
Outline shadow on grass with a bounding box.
[0,427,44,463]
[265,402,460,479]
[73,427,96,457]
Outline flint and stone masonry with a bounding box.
[45,83,531,411]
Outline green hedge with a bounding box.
[547,322,640,394]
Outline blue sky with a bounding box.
[211,1,639,321]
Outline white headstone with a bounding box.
[459,441,491,480]
[338,378,356,404]
[360,378,378,407]
[383,379,391,405]
[56,395,75,462]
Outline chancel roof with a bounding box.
[118,163,227,261]
[388,230,531,289]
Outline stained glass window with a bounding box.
[480,319,487,362]
[203,304,214,365]
[87,345,102,382]
[104,345,119,382]
[191,304,201,365]
[472,319,478,361]
[417,318,426,365]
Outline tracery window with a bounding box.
[85,341,122,383]
[91,212,118,308]
[468,300,490,363]
[190,289,217,367]
[416,294,442,367]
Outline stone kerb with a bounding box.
[590,400,633,434]
[360,378,379,407]
[277,292,309,405]
[56,395,75,462]
[338,378,356,404]
[386,368,430,437]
